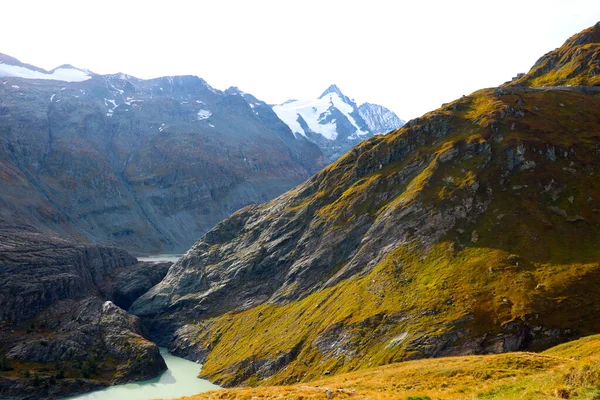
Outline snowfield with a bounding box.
[0,63,91,82]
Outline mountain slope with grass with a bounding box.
[511,22,600,88]
[132,22,600,389]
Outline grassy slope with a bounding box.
[511,22,600,87]
[163,22,600,397]
[174,87,600,387]
[181,334,600,399]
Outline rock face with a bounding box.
[273,84,405,162]
[0,59,327,253]
[0,229,168,399]
[131,23,600,387]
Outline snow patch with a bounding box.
[11,85,19,89]
[50,94,56,102]
[0,63,91,82]
[104,98,117,117]
[197,109,212,120]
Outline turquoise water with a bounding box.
[62,348,220,400]
[137,254,184,263]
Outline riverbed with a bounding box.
[61,348,220,400]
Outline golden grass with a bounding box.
[177,334,600,399]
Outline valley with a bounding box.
[1,12,600,400]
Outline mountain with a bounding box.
[131,21,600,389]
[358,102,405,134]
[273,84,405,161]
[0,55,327,253]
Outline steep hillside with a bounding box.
[182,334,600,399]
[0,59,327,252]
[273,84,405,161]
[131,21,600,389]
[133,85,600,385]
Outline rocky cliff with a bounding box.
[0,229,170,399]
[131,22,600,387]
[0,64,327,253]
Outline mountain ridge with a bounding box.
[0,58,327,252]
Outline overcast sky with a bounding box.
[2,1,600,120]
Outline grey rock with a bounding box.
[0,229,166,399]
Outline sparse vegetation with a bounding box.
[179,334,600,399]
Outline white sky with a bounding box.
[1,0,600,120]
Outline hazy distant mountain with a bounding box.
[273,84,405,161]
[0,53,327,252]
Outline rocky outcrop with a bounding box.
[0,229,168,399]
[101,261,172,310]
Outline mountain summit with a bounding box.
[319,83,353,103]
[273,85,405,161]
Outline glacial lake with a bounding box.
[62,348,220,400]
[137,254,184,263]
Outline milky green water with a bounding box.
[137,254,184,263]
[61,348,220,400]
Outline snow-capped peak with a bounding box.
[273,85,405,161]
[319,84,344,99]
[358,103,406,135]
[273,85,368,141]
[0,60,92,83]
[319,84,357,107]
